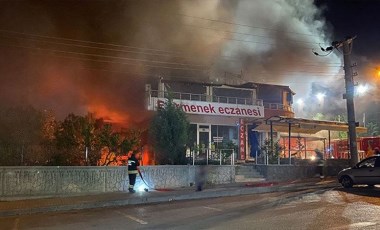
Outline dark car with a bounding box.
[338,155,380,188]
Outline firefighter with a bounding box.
[128,152,140,193]
[315,149,325,179]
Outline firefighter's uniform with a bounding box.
[128,154,139,193]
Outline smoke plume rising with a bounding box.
[0,0,355,126]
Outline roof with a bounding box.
[161,79,297,92]
[252,116,367,134]
[254,83,296,95]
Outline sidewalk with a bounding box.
[0,178,338,217]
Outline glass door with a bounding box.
[197,124,211,157]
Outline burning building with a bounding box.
[146,77,367,163]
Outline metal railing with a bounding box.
[149,90,263,106]
[263,102,294,112]
[189,148,235,165]
[149,90,294,112]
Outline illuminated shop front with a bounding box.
[146,79,297,161]
[146,78,369,164]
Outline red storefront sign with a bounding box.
[151,98,264,118]
[239,118,245,160]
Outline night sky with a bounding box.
[0,0,378,126]
[316,0,380,61]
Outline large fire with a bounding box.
[87,103,129,126]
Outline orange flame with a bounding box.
[87,103,129,125]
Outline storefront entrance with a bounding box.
[197,124,211,155]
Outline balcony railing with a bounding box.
[149,90,263,106]
[148,90,293,112]
[263,102,294,112]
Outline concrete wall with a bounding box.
[138,165,235,189]
[253,159,350,181]
[253,165,317,181]
[0,165,235,199]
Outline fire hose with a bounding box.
[137,169,173,192]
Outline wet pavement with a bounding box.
[1,183,380,229]
[0,178,335,217]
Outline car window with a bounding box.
[375,157,380,167]
[358,157,376,168]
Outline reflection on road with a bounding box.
[1,186,380,230]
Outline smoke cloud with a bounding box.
[0,0,355,127]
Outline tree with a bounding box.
[149,98,190,164]
[95,125,142,166]
[96,124,121,166]
[312,112,325,120]
[260,139,284,164]
[362,121,379,137]
[54,114,90,165]
[334,114,348,139]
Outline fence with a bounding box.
[188,148,235,165]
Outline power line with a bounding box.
[217,58,342,68]
[1,42,343,79]
[0,38,344,77]
[0,29,182,55]
[79,65,207,81]
[0,30,345,74]
[217,54,341,65]
[180,22,324,45]
[0,29,342,69]
[1,23,316,52]
[0,34,209,69]
[176,13,318,38]
[257,72,343,76]
[0,29,210,65]
[0,43,209,72]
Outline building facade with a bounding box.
[146,79,295,161]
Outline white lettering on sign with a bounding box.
[239,118,246,160]
[150,97,264,118]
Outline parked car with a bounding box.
[338,155,380,188]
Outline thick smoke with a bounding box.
[0,0,350,127]
[211,0,344,118]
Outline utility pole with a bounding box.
[342,37,358,165]
[335,37,358,165]
[315,36,358,165]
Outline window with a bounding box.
[211,125,238,146]
[358,157,376,168]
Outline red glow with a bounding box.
[141,145,154,165]
[87,103,129,125]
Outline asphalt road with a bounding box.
[2,186,380,230]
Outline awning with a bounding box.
[252,116,367,134]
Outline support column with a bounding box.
[288,123,292,165]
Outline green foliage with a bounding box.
[294,136,305,158]
[312,113,325,120]
[120,129,141,154]
[54,114,96,165]
[149,98,190,165]
[260,139,284,164]
[332,114,348,139]
[361,121,379,137]
[215,140,237,157]
[54,114,142,166]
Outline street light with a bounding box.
[295,98,304,113]
[296,98,304,106]
[316,92,326,102]
[356,84,369,96]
